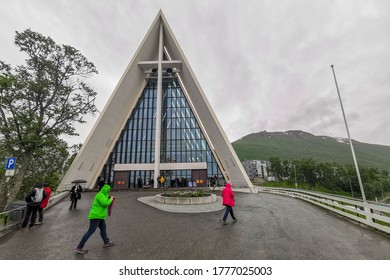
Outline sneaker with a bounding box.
[233,218,238,223]
[222,221,228,225]
[34,221,43,225]
[103,241,116,248]
[74,248,88,254]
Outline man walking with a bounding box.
[74,183,115,254]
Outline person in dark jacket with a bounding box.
[69,184,83,210]
[97,177,105,190]
[74,184,115,254]
[221,182,237,225]
[21,182,47,230]
[137,176,143,188]
[36,182,52,224]
[211,175,217,191]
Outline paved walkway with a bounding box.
[0,189,389,260]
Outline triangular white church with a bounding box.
[59,11,253,191]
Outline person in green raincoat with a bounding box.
[74,184,115,254]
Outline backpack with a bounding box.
[32,188,44,203]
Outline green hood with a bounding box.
[100,184,111,195]
[88,184,113,220]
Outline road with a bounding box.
[0,190,389,260]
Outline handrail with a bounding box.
[0,206,26,227]
[260,187,390,235]
[0,191,69,235]
[0,205,26,217]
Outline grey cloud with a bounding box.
[2,0,390,146]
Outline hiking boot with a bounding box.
[103,241,116,248]
[74,248,88,254]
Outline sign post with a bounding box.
[5,157,17,177]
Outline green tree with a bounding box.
[0,29,98,211]
[299,158,317,187]
[268,157,284,181]
[282,160,290,179]
[61,143,81,178]
[15,137,70,197]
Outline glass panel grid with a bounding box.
[103,77,223,185]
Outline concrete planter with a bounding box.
[155,193,217,205]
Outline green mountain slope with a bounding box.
[232,130,390,171]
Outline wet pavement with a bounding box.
[0,189,389,260]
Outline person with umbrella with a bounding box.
[69,183,83,210]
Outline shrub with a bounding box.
[161,190,210,197]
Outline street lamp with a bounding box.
[331,65,366,202]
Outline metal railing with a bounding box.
[260,187,390,235]
[0,191,69,236]
[0,206,26,226]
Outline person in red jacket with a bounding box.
[36,183,51,225]
[221,182,237,225]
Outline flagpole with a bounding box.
[331,65,366,202]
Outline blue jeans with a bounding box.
[77,219,109,249]
[223,205,236,221]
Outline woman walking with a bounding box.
[221,182,237,225]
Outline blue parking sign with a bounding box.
[6,157,17,170]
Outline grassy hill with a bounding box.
[232,130,390,171]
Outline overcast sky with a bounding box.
[1,0,390,147]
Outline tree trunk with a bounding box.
[4,167,28,210]
[0,180,8,212]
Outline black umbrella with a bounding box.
[71,179,87,184]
